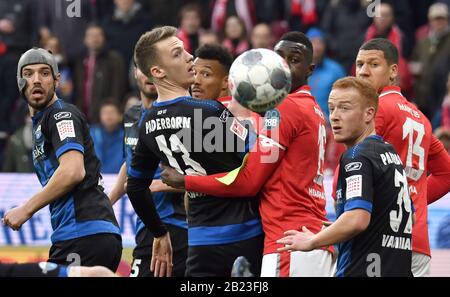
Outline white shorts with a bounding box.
[411,252,430,277]
[261,249,336,277]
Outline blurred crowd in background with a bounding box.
[1,0,449,174]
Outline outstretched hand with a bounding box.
[276,226,316,252]
[151,232,173,277]
[160,165,185,189]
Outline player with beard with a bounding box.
[2,48,122,271]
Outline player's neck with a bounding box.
[346,124,376,148]
[140,93,154,109]
[154,79,191,101]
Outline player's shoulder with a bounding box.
[182,97,224,110]
[44,99,83,121]
[124,104,142,122]
[342,135,386,162]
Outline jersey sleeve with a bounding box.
[185,135,286,197]
[427,136,450,204]
[126,123,166,237]
[340,154,375,213]
[375,101,387,136]
[128,124,160,179]
[47,109,85,159]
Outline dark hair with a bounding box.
[194,44,233,73]
[134,26,178,77]
[360,38,399,65]
[178,3,202,24]
[100,99,122,113]
[279,31,313,63]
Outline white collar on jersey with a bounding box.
[296,90,312,96]
[379,90,403,98]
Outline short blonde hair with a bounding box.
[134,26,178,77]
[332,77,379,111]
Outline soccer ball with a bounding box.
[228,48,291,113]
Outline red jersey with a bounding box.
[376,86,450,256]
[217,95,232,108]
[185,86,332,276]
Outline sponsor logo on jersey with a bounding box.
[56,120,76,141]
[32,143,45,159]
[53,111,72,121]
[125,137,138,146]
[263,108,280,130]
[230,118,248,141]
[124,122,134,128]
[345,162,362,172]
[345,175,362,199]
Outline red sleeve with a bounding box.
[375,101,386,136]
[186,138,286,197]
[427,136,450,204]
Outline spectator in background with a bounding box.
[289,0,318,32]
[102,0,151,79]
[440,72,450,129]
[199,30,221,47]
[250,23,273,49]
[410,2,450,120]
[222,16,250,58]
[0,0,35,167]
[2,113,33,173]
[74,24,125,123]
[42,36,74,102]
[38,0,95,63]
[210,0,256,35]
[177,3,203,54]
[124,93,140,112]
[90,101,125,174]
[321,0,371,73]
[364,2,413,97]
[307,27,345,123]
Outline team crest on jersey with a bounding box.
[53,111,72,121]
[56,120,76,141]
[264,108,280,130]
[230,118,248,141]
[345,175,362,199]
[345,162,362,172]
[35,125,42,139]
[219,109,230,123]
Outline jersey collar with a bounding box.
[292,85,312,96]
[153,96,189,107]
[379,86,403,98]
[32,98,62,124]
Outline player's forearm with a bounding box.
[427,137,450,204]
[427,173,450,204]
[109,163,127,205]
[150,179,184,193]
[24,164,84,215]
[310,209,370,249]
[127,176,167,238]
[186,148,283,197]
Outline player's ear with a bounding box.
[389,63,398,84]
[222,75,229,92]
[54,73,61,89]
[365,105,376,123]
[151,65,165,79]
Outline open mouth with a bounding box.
[332,126,342,133]
[31,88,44,97]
